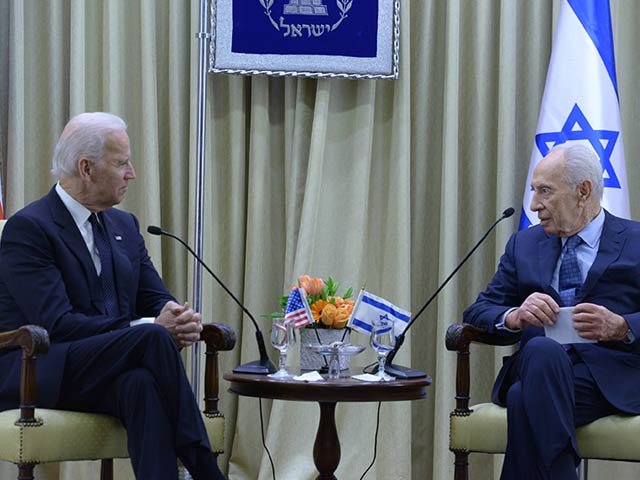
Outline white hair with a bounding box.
[551,143,604,201]
[51,112,127,179]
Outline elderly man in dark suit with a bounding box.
[464,143,640,479]
[0,112,224,480]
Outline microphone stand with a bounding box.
[148,226,276,374]
[371,208,515,379]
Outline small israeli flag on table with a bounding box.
[348,289,410,338]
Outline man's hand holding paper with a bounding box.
[572,302,630,342]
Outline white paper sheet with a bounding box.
[292,371,324,382]
[544,306,597,344]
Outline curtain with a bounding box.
[2,0,640,479]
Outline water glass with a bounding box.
[268,318,296,379]
[370,316,396,381]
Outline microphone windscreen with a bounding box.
[147,225,163,235]
[502,207,515,218]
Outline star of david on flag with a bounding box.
[519,0,629,230]
[285,287,314,328]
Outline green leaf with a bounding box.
[343,286,353,299]
[325,276,340,297]
[280,295,289,311]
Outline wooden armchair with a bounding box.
[446,323,640,480]
[0,322,235,480]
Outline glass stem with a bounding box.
[279,351,287,371]
[377,354,387,375]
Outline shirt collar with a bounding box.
[562,208,605,248]
[55,183,92,228]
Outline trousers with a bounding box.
[501,337,618,480]
[57,324,224,480]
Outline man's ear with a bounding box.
[77,158,92,180]
[578,180,593,201]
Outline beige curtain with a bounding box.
[2,0,640,479]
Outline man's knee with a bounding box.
[518,336,572,380]
[136,323,178,351]
[521,336,567,362]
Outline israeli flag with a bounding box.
[519,0,629,230]
[348,289,410,338]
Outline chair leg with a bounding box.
[17,463,35,480]
[100,459,114,480]
[454,452,469,480]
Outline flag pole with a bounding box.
[190,0,210,401]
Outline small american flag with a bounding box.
[285,287,314,328]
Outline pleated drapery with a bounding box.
[2,1,640,479]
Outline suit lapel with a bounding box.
[46,189,103,310]
[538,234,562,298]
[579,211,625,300]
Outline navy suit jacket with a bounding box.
[464,210,640,413]
[0,187,174,410]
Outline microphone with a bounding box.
[370,207,515,379]
[147,226,276,374]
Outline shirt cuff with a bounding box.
[130,317,155,327]
[496,308,521,332]
[624,328,636,344]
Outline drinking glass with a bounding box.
[370,316,396,381]
[268,318,296,379]
[326,352,341,380]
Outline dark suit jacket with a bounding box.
[0,187,174,410]
[464,210,640,413]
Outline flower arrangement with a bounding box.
[281,275,354,329]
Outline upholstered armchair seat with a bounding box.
[446,323,640,479]
[0,409,128,464]
[0,409,226,466]
[450,402,640,460]
[0,321,235,480]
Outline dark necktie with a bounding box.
[89,213,119,316]
[558,235,582,307]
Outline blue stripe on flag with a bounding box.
[518,206,533,230]
[567,0,618,94]
[362,295,410,323]
[351,318,373,333]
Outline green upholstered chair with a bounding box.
[446,323,640,480]
[0,220,236,480]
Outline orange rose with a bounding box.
[332,302,353,329]
[320,303,337,326]
[333,316,349,329]
[311,277,325,295]
[299,275,324,296]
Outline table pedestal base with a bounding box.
[313,402,340,479]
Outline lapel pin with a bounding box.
[115,235,123,241]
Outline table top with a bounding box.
[224,370,432,403]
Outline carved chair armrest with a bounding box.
[0,325,50,423]
[445,323,520,413]
[200,323,236,415]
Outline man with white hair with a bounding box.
[0,112,224,479]
[465,143,640,479]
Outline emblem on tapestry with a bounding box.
[260,0,353,37]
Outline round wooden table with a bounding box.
[224,371,431,479]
